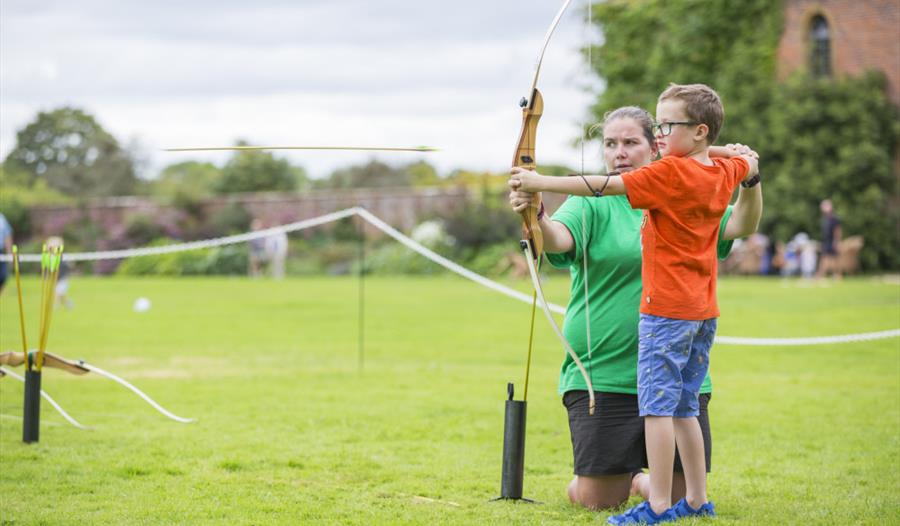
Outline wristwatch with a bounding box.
[741,173,761,188]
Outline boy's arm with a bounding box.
[509,167,626,196]
[710,143,758,159]
[711,143,760,180]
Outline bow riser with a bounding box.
[513,88,545,260]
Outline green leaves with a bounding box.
[4,106,138,198]
[589,0,899,270]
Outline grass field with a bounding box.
[1,275,898,525]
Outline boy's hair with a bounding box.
[658,83,724,144]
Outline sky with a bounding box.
[0,0,607,180]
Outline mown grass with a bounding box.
[1,275,898,525]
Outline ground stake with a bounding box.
[23,369,42,443]
[493,382,535,502]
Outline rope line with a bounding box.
[0,366,89,429]
[4,207,896,347]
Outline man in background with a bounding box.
[0,212,13,295]
[816,199,842,280]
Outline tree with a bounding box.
[763,73,899,269]
[317,160,411,188]
[407,161,442,187]
[4,107,138,197]
[589,0,900,270]
[216,141,307,193]
[152,161,222,201]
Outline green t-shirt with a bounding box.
[545,195,734,395]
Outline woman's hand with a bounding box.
[508,188,537,214]
[509,167,545,193]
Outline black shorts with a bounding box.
[563,391,712,476]
[0,261,7,289]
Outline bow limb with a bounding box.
[79,363,195,424]
[512,0,594,414]
[0,366,89,429]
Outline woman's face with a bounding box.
[602,118,656,173]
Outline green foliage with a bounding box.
[441,193,519,254]
[317,160,412,188]
[4,107,138,197]
[0,163,74,240]
[590,0,900,269]
[364,242,445,275]
[216,143,306,193]
[407,160,442,187]
[444,169,510,193]
[457,242,519,276]
[150,161,222,201]
[115,239,248,276]
[61,206,105,252]
[0,198,31,240]
[764,73,900,269]
[124,214,166,247]
[591,0,782,140]
[208,203,253,235]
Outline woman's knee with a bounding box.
[569,475,631,510]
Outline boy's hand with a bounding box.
[509,167,544,193]
[725,143,759,159]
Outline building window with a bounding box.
[809,14,832,77]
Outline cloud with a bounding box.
[1,1,606,178]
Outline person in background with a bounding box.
[816,199,842,280]
[0,212,13,295]
[248,219,269,277]
[266,226,289,279]
[797,233,818,279]
[45,236,73,309]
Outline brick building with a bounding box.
[776,0,900,105]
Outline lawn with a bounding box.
[1,275,898,525]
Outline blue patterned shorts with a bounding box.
[637,314,717,417]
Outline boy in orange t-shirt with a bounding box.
[509,84,759,524]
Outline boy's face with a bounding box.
[654,98,705,157]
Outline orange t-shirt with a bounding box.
[621,155,749,320]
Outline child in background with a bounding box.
[47,236,73,309]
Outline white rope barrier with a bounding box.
[0,367,89,429]
[714,329,900,346]
[3,207,897,347]
[0,208,359,262]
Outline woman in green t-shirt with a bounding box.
[508,106,762,510]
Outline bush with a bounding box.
[0,198,31,240]
[116,238,250,276]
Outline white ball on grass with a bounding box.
[133,297,152,313]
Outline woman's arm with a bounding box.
[508,189,575,253]
[722,183,763,240]
[714,143,763,239]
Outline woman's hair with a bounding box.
[590,106,656,148]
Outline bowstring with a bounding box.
[580,0,595,400]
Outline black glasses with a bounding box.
[653,121,699,136]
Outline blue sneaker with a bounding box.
[671,498,716,518]
[607,501,677,525]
